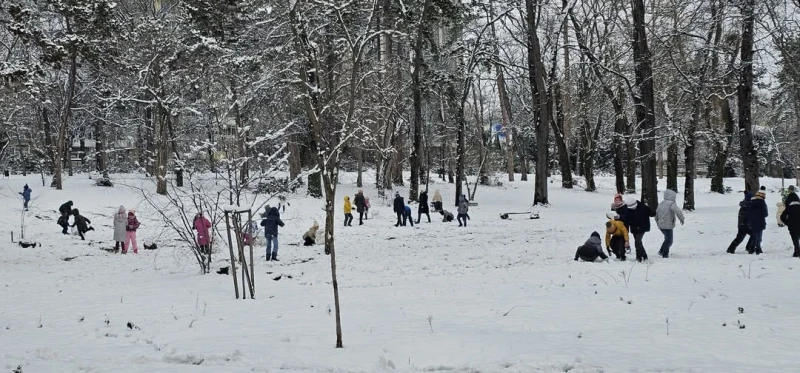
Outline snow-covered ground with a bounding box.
[1,173,799,372]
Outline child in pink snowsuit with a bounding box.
[126,211,140,254]
[193,213,212,254]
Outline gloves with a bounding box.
[624,242,630,249]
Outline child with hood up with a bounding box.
[575,232,609,262]
[303,221,319,246]
[193,212,212,255]
[655,189,685,258]
[20,184,32,210]
[261,207,285,261]
[71,209,94,240]
[343,196,354,227]
[605,213,630,261]
[457,195,469,227]
[113,206,127,252]
[125,210,140,254]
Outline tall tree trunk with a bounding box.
[667,140,678,191]
[472,81,487,185]
[155,101,169,195]
[581,115,603,191]
[356,148,363,188]
[95,119,109,178]
[525,0,550,205]
[562,0,572,166]
[454,97,467,206]
[546,24,573,189]
[409,0,431,202]
[42,107,55,173]
[631,0,658,207]
[288,133,301,180]
[53,45,78,190]
[738,0,760,192]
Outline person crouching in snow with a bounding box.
[575,232,609,262]
[71,209,94,240]
[440,209,454,222]
[343,196,354,227]
[261,207,285,261]
[113,206,127,253]
[605,213,630,261]
[125,210,140,254]
[303,221,319,246]
[403,205,414,227]
[780,192,800,258]
[656,189,685,258]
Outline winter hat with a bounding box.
[756,191,767,199]
[789,185,796,193]
[591,231,600,238]
[625,196,638,209]
[395,191,400,196]
[24,184,28,189]
[358,189,363,194]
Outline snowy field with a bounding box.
[1,173,800,373]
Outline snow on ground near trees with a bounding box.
[1,173,799,373]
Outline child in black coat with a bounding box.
[71,209,94,240]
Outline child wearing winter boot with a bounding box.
[113,206,127,253]
[125,210,140,254]
[71,209,94,240]
[575,232,609,262]
[343,196,354,227]
[403,205,414,227]
[457,195,469,227]
[605,213,630,261]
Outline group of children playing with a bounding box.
[578,185,800,262]
[55,200,140,253]
[576,189,685,262]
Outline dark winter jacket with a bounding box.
[737,193,752,229]
[59,201,74,215]
[747,194,769,231]
[441,210,454,222]
[627,202,655,234]
[575,234,608,262]
[393,194,405,213]
[71,209,91,232]
[20,187,31,201]
[780,193,800,234]
[614,205,633,229]
[457,195,469,215]
[260,207,285,236]
[418,191,430,214]
[354,193,366,213]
